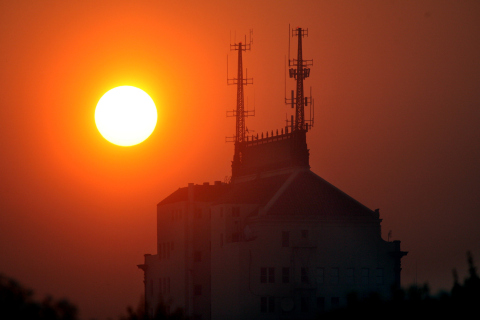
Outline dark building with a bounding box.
[138,28,407,320]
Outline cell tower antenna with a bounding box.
[286,26,313,131]
[226,30,254,176]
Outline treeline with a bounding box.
[2,252,479,319]
[0,274,77,320]
[0,274,184,320]
[119,302,186,320]
[321,251,480,319]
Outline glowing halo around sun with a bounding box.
[95,86,157,147]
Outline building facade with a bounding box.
[138,28,407,320]
[138,132,406,319]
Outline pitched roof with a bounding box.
[217,169,376,218]
[216,173,290,205]
[265,170,375,217]
[158,170,376,219]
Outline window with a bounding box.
[161,243,170,259]
[376,268,384,285]
[268,267,275,283]
[331,297,340,308]
[232,221,240,242]
[316,297,325,312]
[301,297,309,312]
[282,231,289,247]
[268,297,275,312]
[194,285,202,296]
[316,267,324,285]
[301,267,309,284]
[301,229,309,239]
[194,251,202,262]
[232,206,240,217]
[260,297,274,313]
[361,268,369,286]
[261,267,275,283]
[261,297,267,313]
[261,268,267,283]
[346,268,354,285]
[282,267,290,284]
[330,268,339,285]
[232,232,240,242]
[172,209,182,221]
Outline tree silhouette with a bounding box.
[119,296,187,320]
[3,251,479,320]
[0,274,78,320]
[320,251,480,319]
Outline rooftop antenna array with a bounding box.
[285,25,314,132]
[226,30,254,146]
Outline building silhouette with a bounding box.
[138,28,407,320]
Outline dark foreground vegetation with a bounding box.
[322,251,480,319]
[2,252,479,320]
[0,274,77,320]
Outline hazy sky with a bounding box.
[1,1,479,319]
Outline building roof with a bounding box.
[158,170,375,219]
[266,170,375,217]
[158,182,229,205]
[217,169,376,218]
[216,173,290,205]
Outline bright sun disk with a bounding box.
[95,86,157,147]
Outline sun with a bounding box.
[95,86,157,147]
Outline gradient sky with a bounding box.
[1,1,479,319]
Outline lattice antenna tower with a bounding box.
[285,26,314,132]
[226,30,254,146]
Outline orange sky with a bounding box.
[1,1,479,319]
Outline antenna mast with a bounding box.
[227,30,254,177]
[227,31,254,144]
[287,27,313,131]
